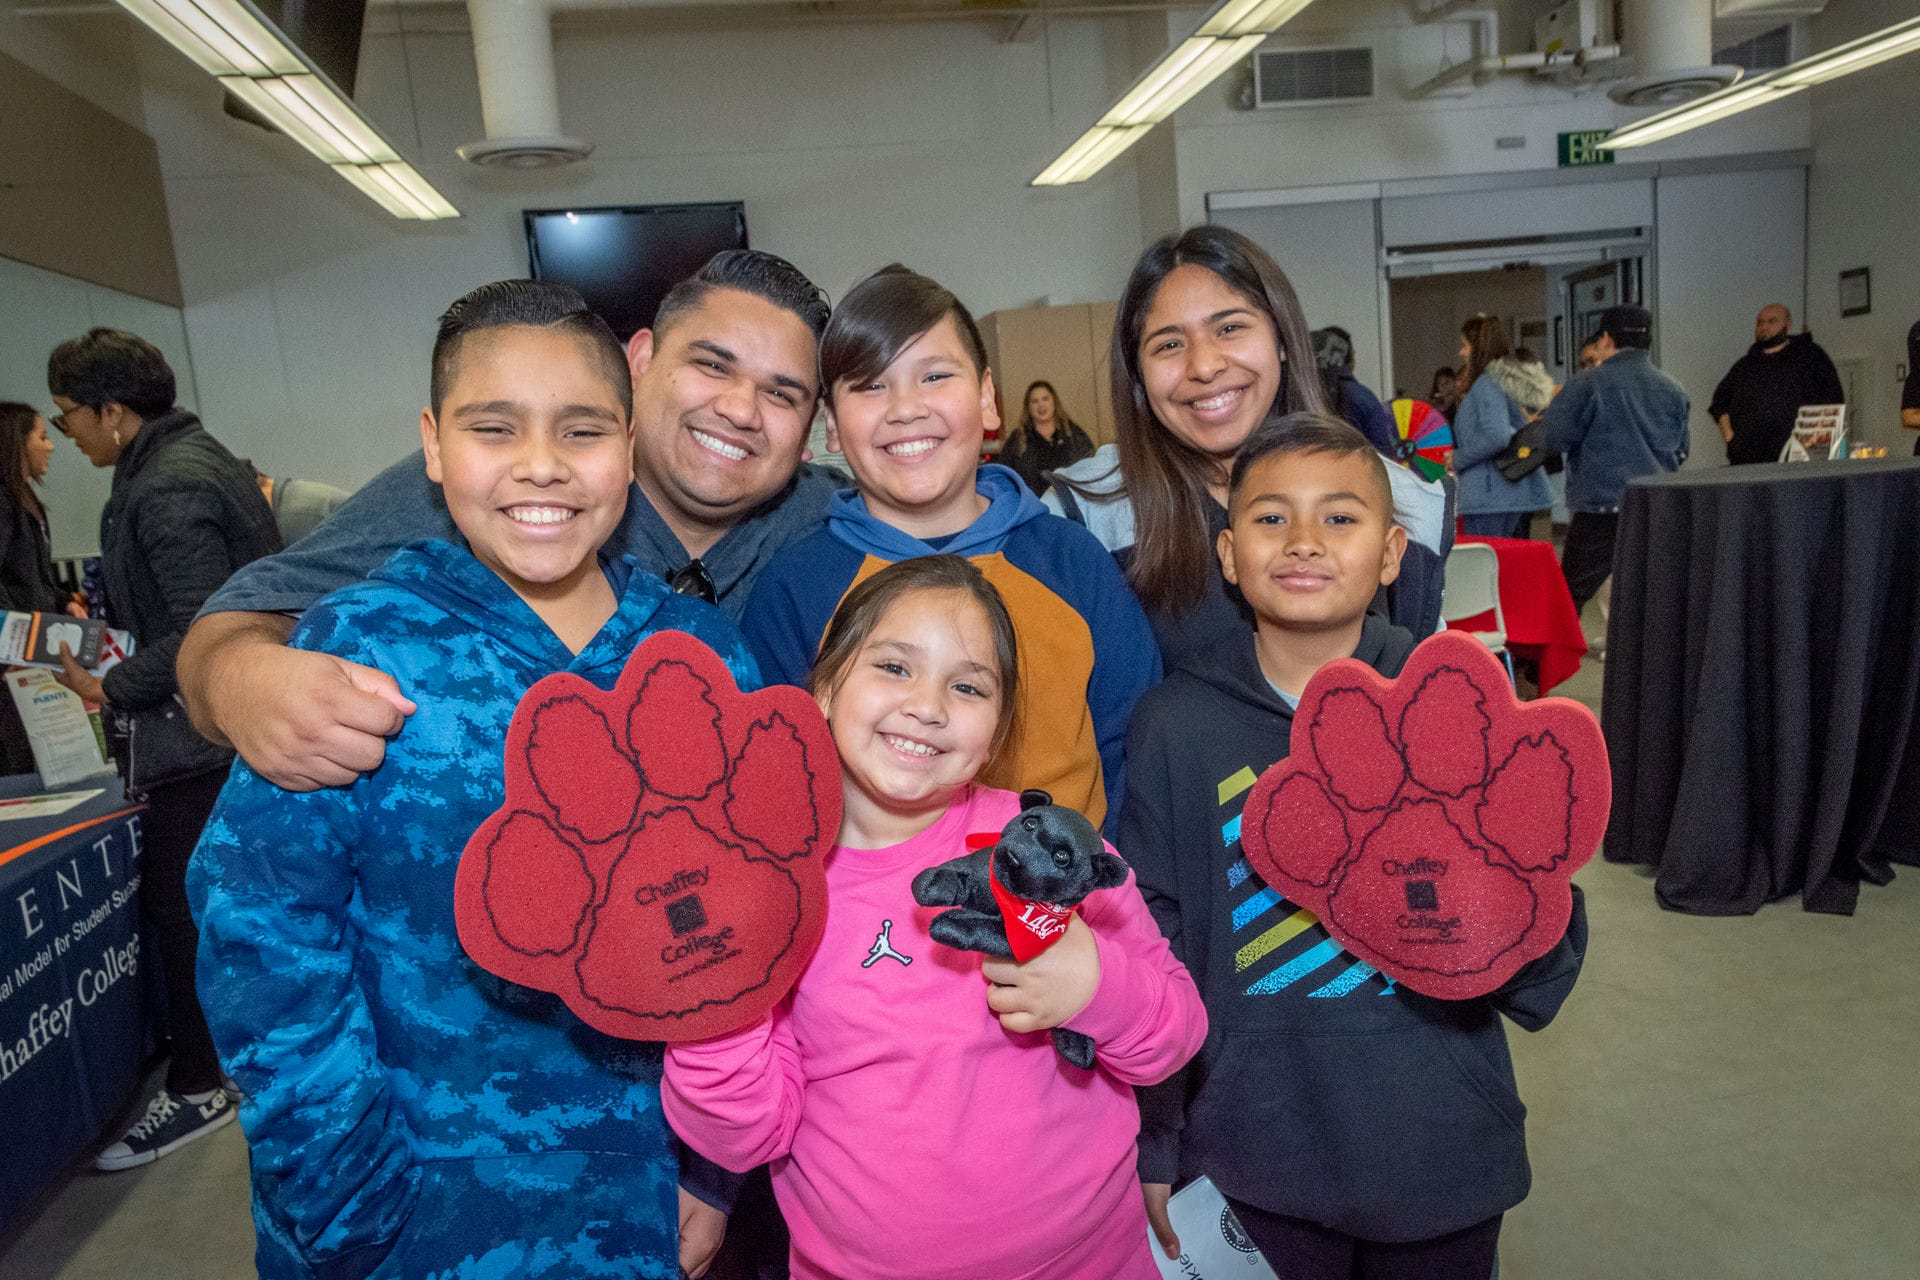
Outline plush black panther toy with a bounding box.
[910,790,1129,1069]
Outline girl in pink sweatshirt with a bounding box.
[666,555,1205,1280]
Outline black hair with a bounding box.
[1228,411,1397,520]
[1061,225,1323,620]
[819,264,988,396]
[653,249,832,341]
[0,403,45,522]
[809,554,1020,758]
[431,279,631,418]
[46,329,176,420]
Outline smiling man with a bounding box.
[176,250,836,793]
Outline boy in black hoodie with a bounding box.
[1124,413,1586,1279]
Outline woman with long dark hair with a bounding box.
[1045,226,1326,667]
[0,402,82,776]
[999,379,1094,497]
[1451,315,1552,538]
[0,402,70,618]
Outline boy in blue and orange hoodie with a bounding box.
[741,265,1158,829]
[1124,413,1586,1279]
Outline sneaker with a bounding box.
[95,1085,236,1172]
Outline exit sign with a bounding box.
[1558,131,1615,167]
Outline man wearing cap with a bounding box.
[1708,303,1845,465]
[1537,305,1690,613]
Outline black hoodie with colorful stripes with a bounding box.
[1120,615,1587,1243]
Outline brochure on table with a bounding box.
[1780,405,1848,461]
[5,670,115,789]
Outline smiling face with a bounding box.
[815,587,1006,848]
[24,416,54,482]
[1135,263,1284,466]
[1219,447,1406,636]
[826,315,998,540]
[626,287,819,554]
[421,325,633,607]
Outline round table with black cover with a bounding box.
[1602,457,1920,915]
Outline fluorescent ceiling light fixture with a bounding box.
[112,0,458,218]
[1033,0,1321,185]
[1033,125,1155,186]
[1603,14,1920,150]
[1197,0,1317,39]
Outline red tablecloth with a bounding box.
[1449,535,1588,695]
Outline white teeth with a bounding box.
[884,439,938,458]
[1192,389,1241,412]
[692,429,749,461]
[507,507,576,525]
[883,734,938,758]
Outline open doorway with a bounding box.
[1387,267,1550,401]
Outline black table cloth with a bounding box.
[1602,457,1920,915]
[0,775,152,1240]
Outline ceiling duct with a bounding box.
[1609,0,1742,106]
[456,0,592,168]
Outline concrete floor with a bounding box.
[8,652,1918,1279]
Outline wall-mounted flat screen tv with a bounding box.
[524,202,748,340]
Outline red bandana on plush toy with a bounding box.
[967,832,1077,962]
[453,632,839,1041]
[1240,630,1609,1000]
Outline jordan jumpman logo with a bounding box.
[862,919,912,968]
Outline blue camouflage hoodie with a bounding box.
[189,538,758,1280]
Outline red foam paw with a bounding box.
[1240,630,1607,1000]
[454,632,840,1041]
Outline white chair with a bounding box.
[1442,543,1513,683]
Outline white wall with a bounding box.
[1653,163,1809,467]
[1805,0,1920,453]
[137,15,1148,490]
[0,256,200,557]
[1167,0,1812,227]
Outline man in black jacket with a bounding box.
[1709,303,1845,464]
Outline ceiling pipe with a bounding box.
[456,0,592,167]
[1407,6,1623,100]
[1609,0,1741,105]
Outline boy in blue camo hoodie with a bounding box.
[189,281,755,1280]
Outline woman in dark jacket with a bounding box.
[0,402,70,617]
[998,379,1095,497]
[47,329,281,1170]
[0,402,82,775]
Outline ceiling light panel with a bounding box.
[1603,14,1920,150]
[1034,0,1321,186]
[113,0,459,219]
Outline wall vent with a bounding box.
[1714,25,1794,73]
[1254,46,1375,107]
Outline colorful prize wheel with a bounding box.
[1390,398,1453,481]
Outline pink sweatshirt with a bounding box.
[665,785,1206,1280]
